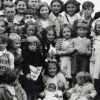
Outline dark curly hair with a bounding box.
[44,59,60,75]
[50,0,64,13]
[63,0,80,14]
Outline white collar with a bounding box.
[78,36,86,40]
[0,49,7,56]
[49,12,62,20]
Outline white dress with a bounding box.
[90,36,100,79]
[56,39,72,78]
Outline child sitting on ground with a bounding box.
[66,71,97,100]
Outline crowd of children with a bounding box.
[0,0,100,100]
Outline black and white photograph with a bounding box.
[0,0,100,100]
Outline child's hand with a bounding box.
[26,74,31,79]
[85,95,92,100]
[39,92,45,98]
[66,92,71,98]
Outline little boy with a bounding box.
[81,1,94,38]
[0,69,27,100]
[70,19,91,86]
[28,0,40,19]
[24,9,36,23]
[0,34,14,83]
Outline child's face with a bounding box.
[62,27,71,39]
[48,84,56,92]
[28,0,39,9]
[0,22,6,34]
[12,39,21,50]
[28,43,37,52]
[4,7,15,21]
[16,1,27,13]
[51,2,61,14]
[40,6,49,18]
[83,7,93,18]
[46,30,55,42]
[26,25,35,36]
[0,42,7,51]
[77,27,87,38]
[96,21,100,35]
[66,3,77,16]
[48,63,57,77]
[4,0,13,6]
[76,78,84,86]
[24,14,34,23]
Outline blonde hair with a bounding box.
[76,71,91,83]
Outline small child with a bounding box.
[28,0,40,19]
[56,24,72,83]
[43,26,56,60]
[0,19,8,36]
[69,19,91,86]
[62,0,80,28]
[0,69,27,100]
[14,0,28,25]
[81,1,94,39]
[8,33,23,72]
[43,59,69,93]
[22,36,45,100]
[49,0,64,37]
[0,34,14,83]
[21,21,37,50]
[36,2,54,29]
[39,83,63,100]
[90,19,100,99]
[24,9,36,24]
[66,71,97,100]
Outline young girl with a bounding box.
[43,59,69,93]
[22,36,45,100]
[66,71,97,100]
[90,19,100,99]
[0,19,8,36]
[56,24,72,83]
[62,0,80,28]
[21,21,37,50]
[36,2,54,29]
[24,9,36,24]
[0,69,27,100]
[43,26,56,59]
[49,0,64,37]
[14,0,28,25]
